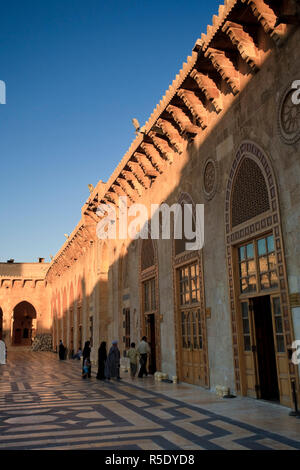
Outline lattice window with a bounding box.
[231,158,270,228]
[141,238,155,271]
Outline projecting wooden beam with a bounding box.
[241,0,286,45]
[122,170,144,196]
[205,48,240,95]
[177,89,208,128]
[166,104,200,135]
[222,21,260,72]
[141,142,167,170]
[127,161,152,189]
[156,119,186,154]
[117,177,136,200]
[135,152,160,177]
[190,70,223,113]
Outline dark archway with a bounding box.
[12,302,37,346]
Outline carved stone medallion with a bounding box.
[203,158,218,200]
[278,82,300,145]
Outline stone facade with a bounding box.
[1,0,300,407]
[0,262,50,345]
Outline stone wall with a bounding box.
[44,1,300,401]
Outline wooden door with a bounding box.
[240,300,259,398]
[270,295,291,406]
[180,308,207,386]
[180,311,193,384]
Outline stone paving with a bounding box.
[0,349,300,450]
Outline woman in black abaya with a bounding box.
[82,341,91,378]
[96,342,107,380]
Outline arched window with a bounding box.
[231,157,270,228]
[12,302,36,345]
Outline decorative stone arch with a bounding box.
[224,140,297,402]
[139,236,161,373]
[171,192,209,387]
[12,301,37,346]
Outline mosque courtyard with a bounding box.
[0,349,299,450]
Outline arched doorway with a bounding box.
[225,141,297,406]
[173,193,209,388]
[12,302,37,346]
[0,308,3,340]
[119,244,130,351]
[140,238,160,374]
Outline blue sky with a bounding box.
[0,0,221,262]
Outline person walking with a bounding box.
[96,342,107,380]
[82,356,91,379]
[82,341,91,378]
[137,336,150,378]
[127,342,139,379]
[58,340,66,360]
[105,340,121,380]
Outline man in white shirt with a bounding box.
[137,336,150,378]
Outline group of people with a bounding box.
[60,336,151,380]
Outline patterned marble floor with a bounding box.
[0,349,299,450]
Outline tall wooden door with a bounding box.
[240,296,290,405]
[180,308,207,386]
[240,300,259,398]
[270,295,290,406]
